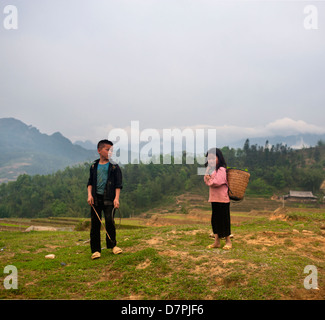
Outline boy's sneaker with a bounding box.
[91,251,101,260]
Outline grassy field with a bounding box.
[0,196,324,300]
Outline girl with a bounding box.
[204,148,232,250]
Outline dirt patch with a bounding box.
[180,229,204,236]
[269,207,289,221]
[98,268,124,282]
[286,287,325,300]
[146,237,164,245]
[159,249,190,258]
[194,265,224,276]
[239,229,325,261]
[123,295,144,300]
[136,259,151,270]
[243,233,282,247]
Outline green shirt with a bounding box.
[96,162,109,195]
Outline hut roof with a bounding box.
[288,191,317,199]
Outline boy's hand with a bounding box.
[114,188,120,209]
[114,198,120,209]
[87,195,94,206]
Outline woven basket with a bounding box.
[226,169,250,201]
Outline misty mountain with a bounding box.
[74,140,97,150]
[2,117,324,183]
[0,118,97,183]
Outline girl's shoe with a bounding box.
[207,243,221,249]
[222,244,232,250]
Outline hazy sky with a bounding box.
[1,0,325,145]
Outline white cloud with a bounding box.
[91,117,325,147]
[179,118,325,143]
[263,118,325,136]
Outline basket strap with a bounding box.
[225,176,233,196]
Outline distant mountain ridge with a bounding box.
[2,117,325,183]
[74,140,97,150]
[0,118,97,183]
[75,132,325,155]
[230,133,325,149]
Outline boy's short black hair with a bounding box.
[97,139,113,150]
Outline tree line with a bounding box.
[225,139,325,196]
[0,140,324,218]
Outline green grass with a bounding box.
[1,211,324,300]
[286,209,325,222]
[0,222,29,228]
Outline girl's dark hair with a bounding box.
[205,148,227,169]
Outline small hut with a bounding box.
[284,191,317,202]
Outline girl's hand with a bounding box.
[204,174,211,182]
[205,166,213,175]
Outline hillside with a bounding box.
[1,205,324,300]
[0,142,324,220]
[0,118,97,183]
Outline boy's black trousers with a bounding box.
[90,194,116,253]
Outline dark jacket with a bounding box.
[87,159,123,205]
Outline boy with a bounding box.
[87,139,123,259]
